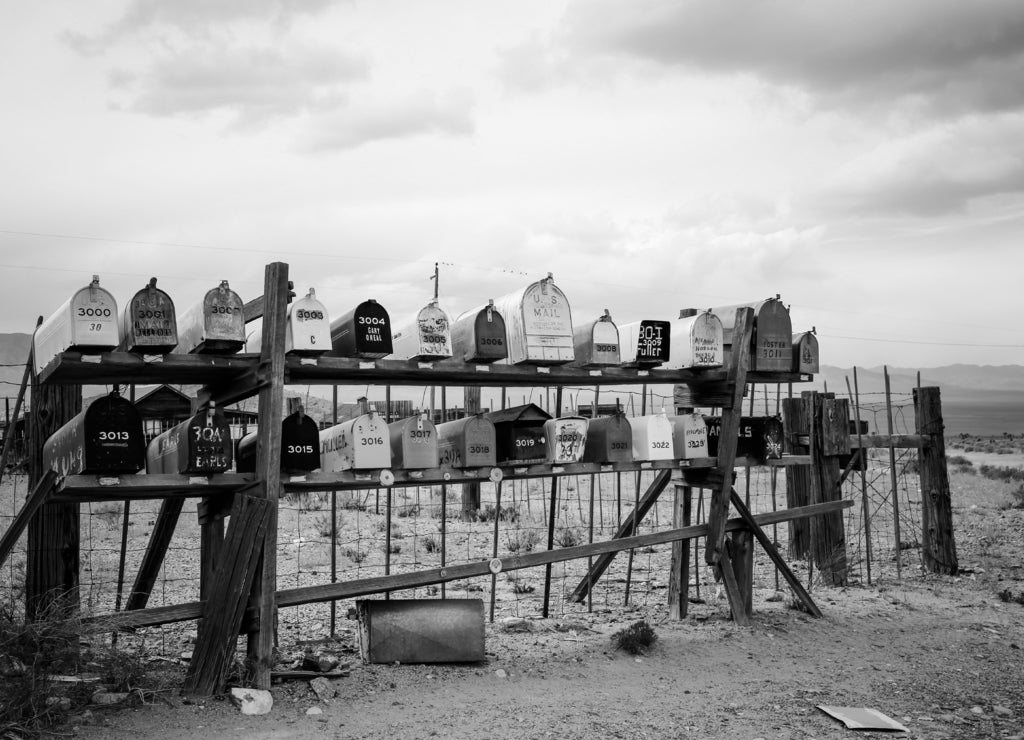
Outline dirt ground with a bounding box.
[64,456,1024,740]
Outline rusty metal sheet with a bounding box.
[357,599,485,664]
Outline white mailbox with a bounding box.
[246,287,331,355]
[543,416,589,464]
[570,310,620,367]
[174,280,245,354]
[320,411,392,472]
[670,413,708,459]
[120,278,177,354]
[618,320,672,368]
[628,412,675,461]
[450,300,508,363]
[34,275,120,374]
[388,414,439,469]
[390,300,453,362]
[665,310,723,369]
[493,273,574,365]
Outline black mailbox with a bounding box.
[483,403,552,464]
[704,416,784,464]
[42,390,145,476]
[330,299,393,359]
[147,405,234,475]
[236,410,320,474]
[581,414,633,464]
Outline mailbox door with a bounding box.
[464,306,508,363]
[350,414,392,469]
[573,317,620,367]
[331,300,393,359]
[389,417,438,469]
[545,417,588,464]
[582,415,633,463]
[281,413,321,472]
[668,313,723,369]
[200,282,245,352]
[792,332,819,374]
[497,277,574,365]
[670,413,708,459]
[634,320,671,366]
[438,417,497,467]
[497,424,546,463]
[415,303,453,361]
[286,290,331,356]
[181,408,234,474]
[123,283,177,354]
[629,415,675,461]
[68,283,120,351]
[82,394,146,473]
[752,300,792,372]
[705,416,784,463]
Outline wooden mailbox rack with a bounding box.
[13,261,834,695]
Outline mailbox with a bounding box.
[707,296,792,372]
[618,320,672,368]
[570,310,620,367]
[174,280,245,354]
[236,409,321,474]
[669,413,708,459]
[330,299,393,359]
[492,274,574,365]
[436,415,497,468]
[704,416,784,463]
[792,331,819,374]
[42,390,145,476]
[666,310,723,369]
[147,405,234,475]
[120,278,178,354]
[450,300,508,364]
[483,403,552,464]
[390,300,453,362]
[388,415,440,469]
[582,414,634,464]
[319,411,392,471]
[245,288,331,356]
[544,416,588,464]
[33,275,120,374]
[627,413,675,461]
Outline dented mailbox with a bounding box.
[669,412,709,459]
[792,331,819,374]
[33,275,121,374]
[450,300,508,364]
[704,416,784,463]
[582,413,634,464]
[436,415,497,468]
[666,310,723,369]
[492,274,574,365]
[146,405,234,475]
[570,310,620,367]
[174,280,245,354]
[330,299,393,359]
[42,390,145,477]
[483,403,552,464]
[120,278,178,354]
[388,415,439,469]
[246,288,331,356]
[618,320,672,368]
[390,300,453,362]
[628,412,675,461]
[544,416,588,464]
[319,411,392,471]
[708,296,792,372]
[236,409,321,474]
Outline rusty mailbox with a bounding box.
[628,412,675,461]
[390,300,453,362]
[330,299,393,359]
[436,415,497,468]
[792,330,819,374]
[618,320,672,368]
[669,412,709,459]
[708,296,792,372]
[704,416,784,464]
[42,390,145,477]
[492,274,574,365]
[236,409,321,474]
[483,403,552,464]
[666,310,723,369]
[174,280,245,354]
[450,300,508,364]
[570,310,621,368]
[146,405,234,475]
[246,287,331,356]
[388,414,440,470]
[319,411,392,471]
[33,275,121,374]
[120,278,178,354]
[582,413,634,464]
[544,416,588,464]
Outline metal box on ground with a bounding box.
[666,310,723,369]
[450,300,508,363]
[436,415,497,468]
[570,310,620,367]
[330,299,393,360]
[246,287,331,356]
[582,414,633,464]
[388,415,439,469]
[669,412,709,459]
[483,403,552,464]
[34,275,120,374]
[147,405,234,474]
[42,390,145,476]
[356,599,485,664]
[120,278,177,354]
[708,296,792,372]
[792,331,819,374]
[492,274,574,365]
[618,320,672,368]
[174,280,245,354]
[390,300,453,362]
[704,416,784,463]
[627,413,675,461]
[544,416,588,464]
[319,411,392,471]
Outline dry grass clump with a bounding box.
[610,620,657,655]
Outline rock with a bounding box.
[306,707,323,716]
[494,669,507,679]
[46,696,73,711]
[970,706,984,715]
[993,706,1013,717]
[230,687,274,716]
[309,677,334,703]
[91,691,130,705]
[501,617,533,633]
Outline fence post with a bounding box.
[782,397,810,559]
[914,387,958,575]
[804,392,849,586]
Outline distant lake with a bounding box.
[940,392,1024,436]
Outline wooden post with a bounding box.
[541,386,562,617]
[781,397,810,559]
[126,499,184,611]
[914,387,958,575]
[461,386,482,521]
[0,319,37,486]
[26,341,81,621]
[247,262,289,688]
[727,530,753,620]
[667,481,692,619]
[849,369,873,585]
[804,392,848,586]
[883,366,902,579]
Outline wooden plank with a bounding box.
[729,489,822,618]
[729,530,754,619]
[914,387,958,575]
[125,498,185,611]
[37,351,259,387]
[782,397,810,559]
[568,469,673,603]
[182,493,271,696]
[0,469,58,570]
[53,473,254,502]
[800,434,928,449]
[805,392,848,586]
[820,397,851,456]
[667,482,692,619]
[716,546,749,626]
[704,307,754,567]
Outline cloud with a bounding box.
[302,90,476,151]
[554,0,1024,116]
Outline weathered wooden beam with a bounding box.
[782,397,811,559]
[0,318,38,486]
[37,352,259,387]
[53,473,253,502]
[805,392,848,586]
[0,469,58,570]
[716,546,749,626]
[914,387,958,575]
[125,498,185,611]
[799,434,929,449]
[667,482,692,619]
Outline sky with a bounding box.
[2,0,1024,371]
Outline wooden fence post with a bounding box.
[667,481,692,619]
[914,387,958,575]
[461,386,482,521]
[804,392,848,586]
[782,397,810,559]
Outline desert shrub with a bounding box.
[343,547,366,563]
[506,529,541,553]
[313,513,338,541]
[477,505,520,523]
[947,455,974,472]
[554,527,582,548]
[423,535,440,553]
[610,620,657,655]
[507,576,535,594]
[979,465,1024,483]
[1007,485,1024,510]
[998,589,1024,605]
[396,504,420,518]
[386,543,402,554]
